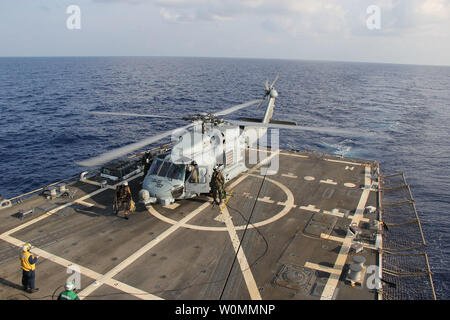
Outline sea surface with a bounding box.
[0,57,449,299]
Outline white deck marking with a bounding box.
[248,147,308,159]
[320,179,338,185]
[344,183,357,188]
[1,173,143,238]
[320,233,376,250]
[277,201,296,208]
[221,206,262,300]
[345,166,355,171]
[304,262,341,275]
[163,203,180,210]
[322,209,345,218]
[299,205,320,213]
[148,175,294,232]
[74,199,95,208]
[304,176,315,181]
[78,201,211,299]
[0,234,161,300]
[281,173,298,178]
[257,196,275,204]
[325,158,363,166]
[1,187,107,237]
[320,166,372,300]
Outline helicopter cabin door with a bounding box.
[185,166,210,195]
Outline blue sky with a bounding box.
[1,0,449,66]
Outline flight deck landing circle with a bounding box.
[146,175,295,232]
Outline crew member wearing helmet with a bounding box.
[114,181,134,220]
[210,165,226,205]
[20,243,40,293]
[57,281,80,300]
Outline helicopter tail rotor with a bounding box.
[257,74,279,109]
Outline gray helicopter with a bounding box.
[78,77,367,206]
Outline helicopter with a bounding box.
[78,76,367,206]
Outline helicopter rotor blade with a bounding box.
[227,120,374,138]
[265,79,269,91]
[270,74,279,89]
[76,123,196,167]
[213,99,261,117]
[89,111,174,119]
[256,97,266,109]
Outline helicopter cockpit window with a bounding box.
[167,164,185,181]
[158,161,171,177]
[149,159,163,175]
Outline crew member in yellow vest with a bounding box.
[20,243,40,293]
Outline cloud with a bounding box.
[90,0,450,39]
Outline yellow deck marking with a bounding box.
[320,166,372,300]
[0,234,161,300]
[221,206,262,300]
[304,262,341,275]
[78,201,211,300]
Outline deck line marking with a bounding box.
[320,179,338,185]
[221,206,262,300]
[322,210,345,218]
[304,262,341,275]
[1,188,106,237]
[320,233,377,250]
[299,205,320,213]
[324,159,363,166]
[0,234,161,300]
[1,173,143,238]
[320,166,372,300]
[281,173,298,178]
[78,201,212,300]
[257,197,275,204]
[74,199,95,208]
[247,147,308,159]
[147,175,294,232]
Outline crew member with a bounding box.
[187,162,199,183]
[57,282,80,300]
[210,166,226,205]
[142,152,153,177]
[20,243,39,293]
[115,181,133,220]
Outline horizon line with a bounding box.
[0,55,449,68]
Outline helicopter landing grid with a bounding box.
[0,149,382,300]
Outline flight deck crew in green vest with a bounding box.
[57,282,80,300]
[20,243,40,293]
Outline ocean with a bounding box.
[0,57,449,299]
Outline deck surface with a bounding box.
[0,149,381,300]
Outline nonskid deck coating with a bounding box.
[0,149,380,300]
